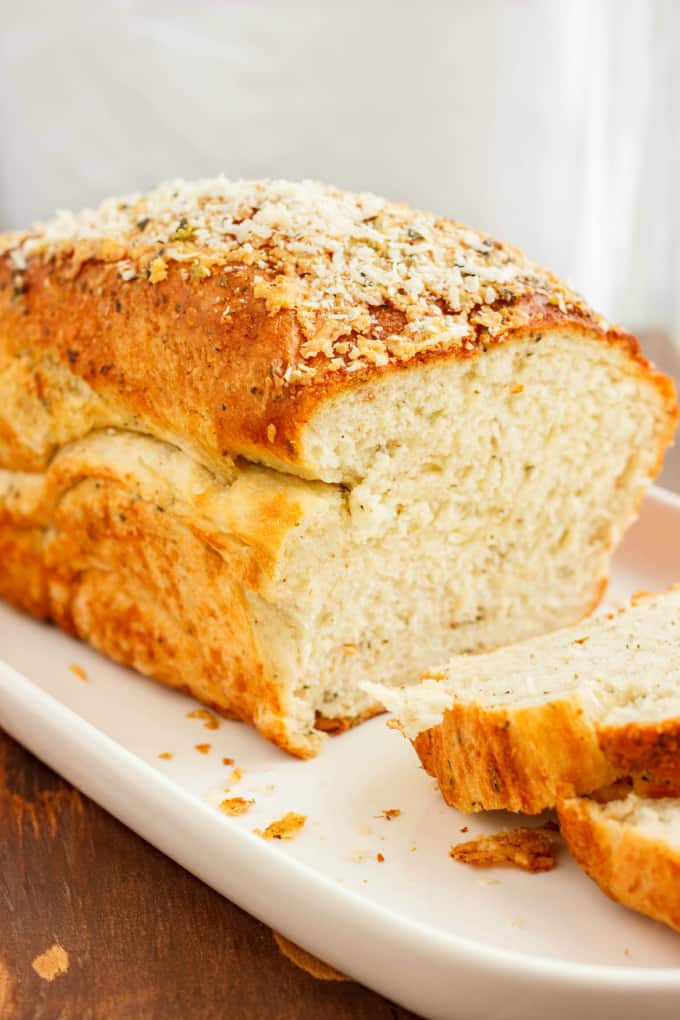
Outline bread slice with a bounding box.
[558,792,680,933]
[370,588,680,810]
[0,179,675,756]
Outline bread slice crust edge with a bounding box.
[558,794,680,933]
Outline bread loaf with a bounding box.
[1,178,675,755]
[372,588,680,808]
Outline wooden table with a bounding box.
[0,732,417,1019]
[2,333,679,1020]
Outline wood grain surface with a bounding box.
[0,733,418,1019]
[2,332,678,1020]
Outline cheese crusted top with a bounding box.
[1,178,596,384]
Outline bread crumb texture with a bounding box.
[186,708,220,730]
[450,826,559,873]
[219,797,254,816]
[1,177,595,384]
[31,944,69,982]
[255,812,307,841]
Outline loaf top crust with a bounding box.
[0,178,671,477]
[0,177,597,372]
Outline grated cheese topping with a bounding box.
[0,178,594,383]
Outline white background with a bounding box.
[1,0,678,334]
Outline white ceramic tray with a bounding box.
[2,486,680,1020]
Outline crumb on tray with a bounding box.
[450,826,559,873]
[158,752,173,760]
[68,663,88,682]
[255,812,307,841]
[377,809,401,821]
[195,743,212,755]
[222,757,235,766]
[186,708,219,730]
[220,797,255,816]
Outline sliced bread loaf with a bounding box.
[558,792,680,933]
[370,588,680,812]
[0,179,675,755]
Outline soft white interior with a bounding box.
[1,330,671,750]
[269,333,668,737]
[373,588,680,741]
[587,794,680,849]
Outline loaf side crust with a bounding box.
[558,795,680,933]
[412,693,620,814]
[597,718,680,775]
[412,698,680,815]
[0,501,383,758]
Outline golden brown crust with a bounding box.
[592,775,680,801]
[0,523,49,619]
[596,718,680,776]
[449,825,559,872]
[0,476,375,758]
[412,696,621,814]
[314,705,384,733]
[411,704,680,815]
[558,795,680,933]
[412,698,680,816]
[0,474,319,757]
[1,179,675,478]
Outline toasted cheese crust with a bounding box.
[1,178,673,481]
